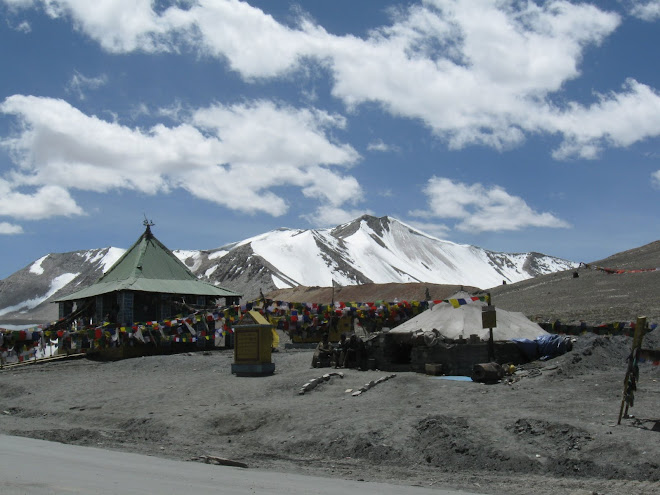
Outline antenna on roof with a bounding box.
[143,214,155,237]
[143,214,154,227]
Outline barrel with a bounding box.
[471,362,504,382]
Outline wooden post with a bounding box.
[482,293,496,362]
[331,280,335,307]
[617,316,646,424]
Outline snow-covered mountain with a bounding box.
[0,215,576,325]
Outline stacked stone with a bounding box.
[298,372,344,394]
[350,374,396,396]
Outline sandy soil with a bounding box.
[1,328,659,495]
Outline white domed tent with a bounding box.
[389,293,547,341]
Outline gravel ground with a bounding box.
[1,327,659,495]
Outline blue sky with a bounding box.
[1,0,660,280]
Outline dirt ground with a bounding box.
[1,328,659,495]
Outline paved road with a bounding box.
[0,435,483,495]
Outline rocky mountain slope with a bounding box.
[488,240,660,326]
[0,215,576,326]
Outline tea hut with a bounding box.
[54,222,242,326]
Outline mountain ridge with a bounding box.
[0,215,576,325]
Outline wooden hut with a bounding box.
[54,223,242,326]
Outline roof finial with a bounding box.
[143,215,155,237]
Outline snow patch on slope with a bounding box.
[251,229,335,287]
[99,248,125,272]
[338,219,477,284]
[208,250,228,260]
[78,248,126,273]
[29,256,48,275]
[0,273,79,316]
[174,250,203,272]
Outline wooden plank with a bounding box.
[0,352,85,370]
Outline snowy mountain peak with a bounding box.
[191,214,576,296]
[0,215,576,325]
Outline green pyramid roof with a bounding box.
[55,224,242,301]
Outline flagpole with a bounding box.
[331,280,335,306]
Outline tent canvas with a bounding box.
[389,294,547,341]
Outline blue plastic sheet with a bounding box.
[512,334,572,361]
[431,375,473,381]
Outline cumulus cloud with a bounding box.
[630,0,660,20]
[0,94,361,222]
[7,0,657,159]
[5,1,659,159]
[0,178,83,220]
[165,0,327,79]
[16,0,172,52]
[321,0,640,156]
[410,177,570,233]
[0,221,24,234]
[545,80,660,160]
[4,0,321,72]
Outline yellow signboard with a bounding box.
[234,328,260,362]
[231,310,275,375]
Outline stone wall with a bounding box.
[365,332,529,376]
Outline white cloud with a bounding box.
[0,221,24,234]
[546,79,660,160]
[4,0,660,160]
[367,139,399,153]
[66,70,108,100]
[7,0,321,72]
[630,1,660,21]
[652,170,660,189]
[0,178,83,220]
[130,102,151,120]
[157,101,185,121]
[2,0,37,7]
[165,0,326,79]
[22,0,171,52]
[15,20,31,32]
[410,177,570,233]
[191,100,357,171]
[0,94,361,221]
[321,0,634,155]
